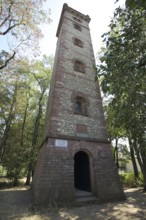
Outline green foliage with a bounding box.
[126,0,146,10]
[0,0,51,69]
[105,104,126,141]
[120,172,144,188]
[97,6,146,188]
[0,165,7,176]
[0,55,53,184]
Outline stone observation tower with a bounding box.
[32,4,125,205]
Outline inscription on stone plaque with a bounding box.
[55,139,68,147]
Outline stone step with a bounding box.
[75,189,99,206]
[75,190,93,198]
[75,195,99,206]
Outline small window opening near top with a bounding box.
[75,100,82,113]
[74,60,85,73]
[74,38,83,48]
[73,23,81,31]
[73,17,82,23]
[74,97,88,116]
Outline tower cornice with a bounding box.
[56,3,91,37]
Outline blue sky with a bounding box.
[40,0,125,57]
[0,0,125,59]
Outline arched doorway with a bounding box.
[74,151,91,192]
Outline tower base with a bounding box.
[31,137,125,206]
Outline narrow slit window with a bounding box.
[75,100,82,113]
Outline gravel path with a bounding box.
[0,187,146,220]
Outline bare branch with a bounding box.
[0,1,14,28]
[0,22,25,35]
[0,51,16,70]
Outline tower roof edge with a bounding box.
[56,3,91,37]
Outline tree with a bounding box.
[97,6,146,190]
[0,0,51,69]
[0,80,17,159]
[104,103,126,169]
[25,56,53,185]
[0,55,53,185]
[105,103,139,178]
[0,64,32,184]
[125,0,146,10]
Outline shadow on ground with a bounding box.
[0,187,146,220]
[0,187,32,219]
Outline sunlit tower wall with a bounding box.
[32,3,125,206]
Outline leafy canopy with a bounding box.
[0,0,51,69]
[97,6,146,155]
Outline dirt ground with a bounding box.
[0,187,146,220]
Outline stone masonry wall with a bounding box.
[32,4,125,206]
[44,7,108,141]
[32,137,125,205]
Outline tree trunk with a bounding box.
[114,138,119,169]
[139,139,146,191]
[20,94,29,146]
[13,177,19,186]
[128,137,139,180]
[25,169,32,186]
[25,90,44,185]
[133,140,146,191]
[0,83,17,160]
[19,94,30,185]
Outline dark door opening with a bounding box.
[74,151,91,192]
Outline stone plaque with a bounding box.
[76,124,87,133]
[55,139,68,147]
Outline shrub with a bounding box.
[0,165,7,176]
[120,172,144,188]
